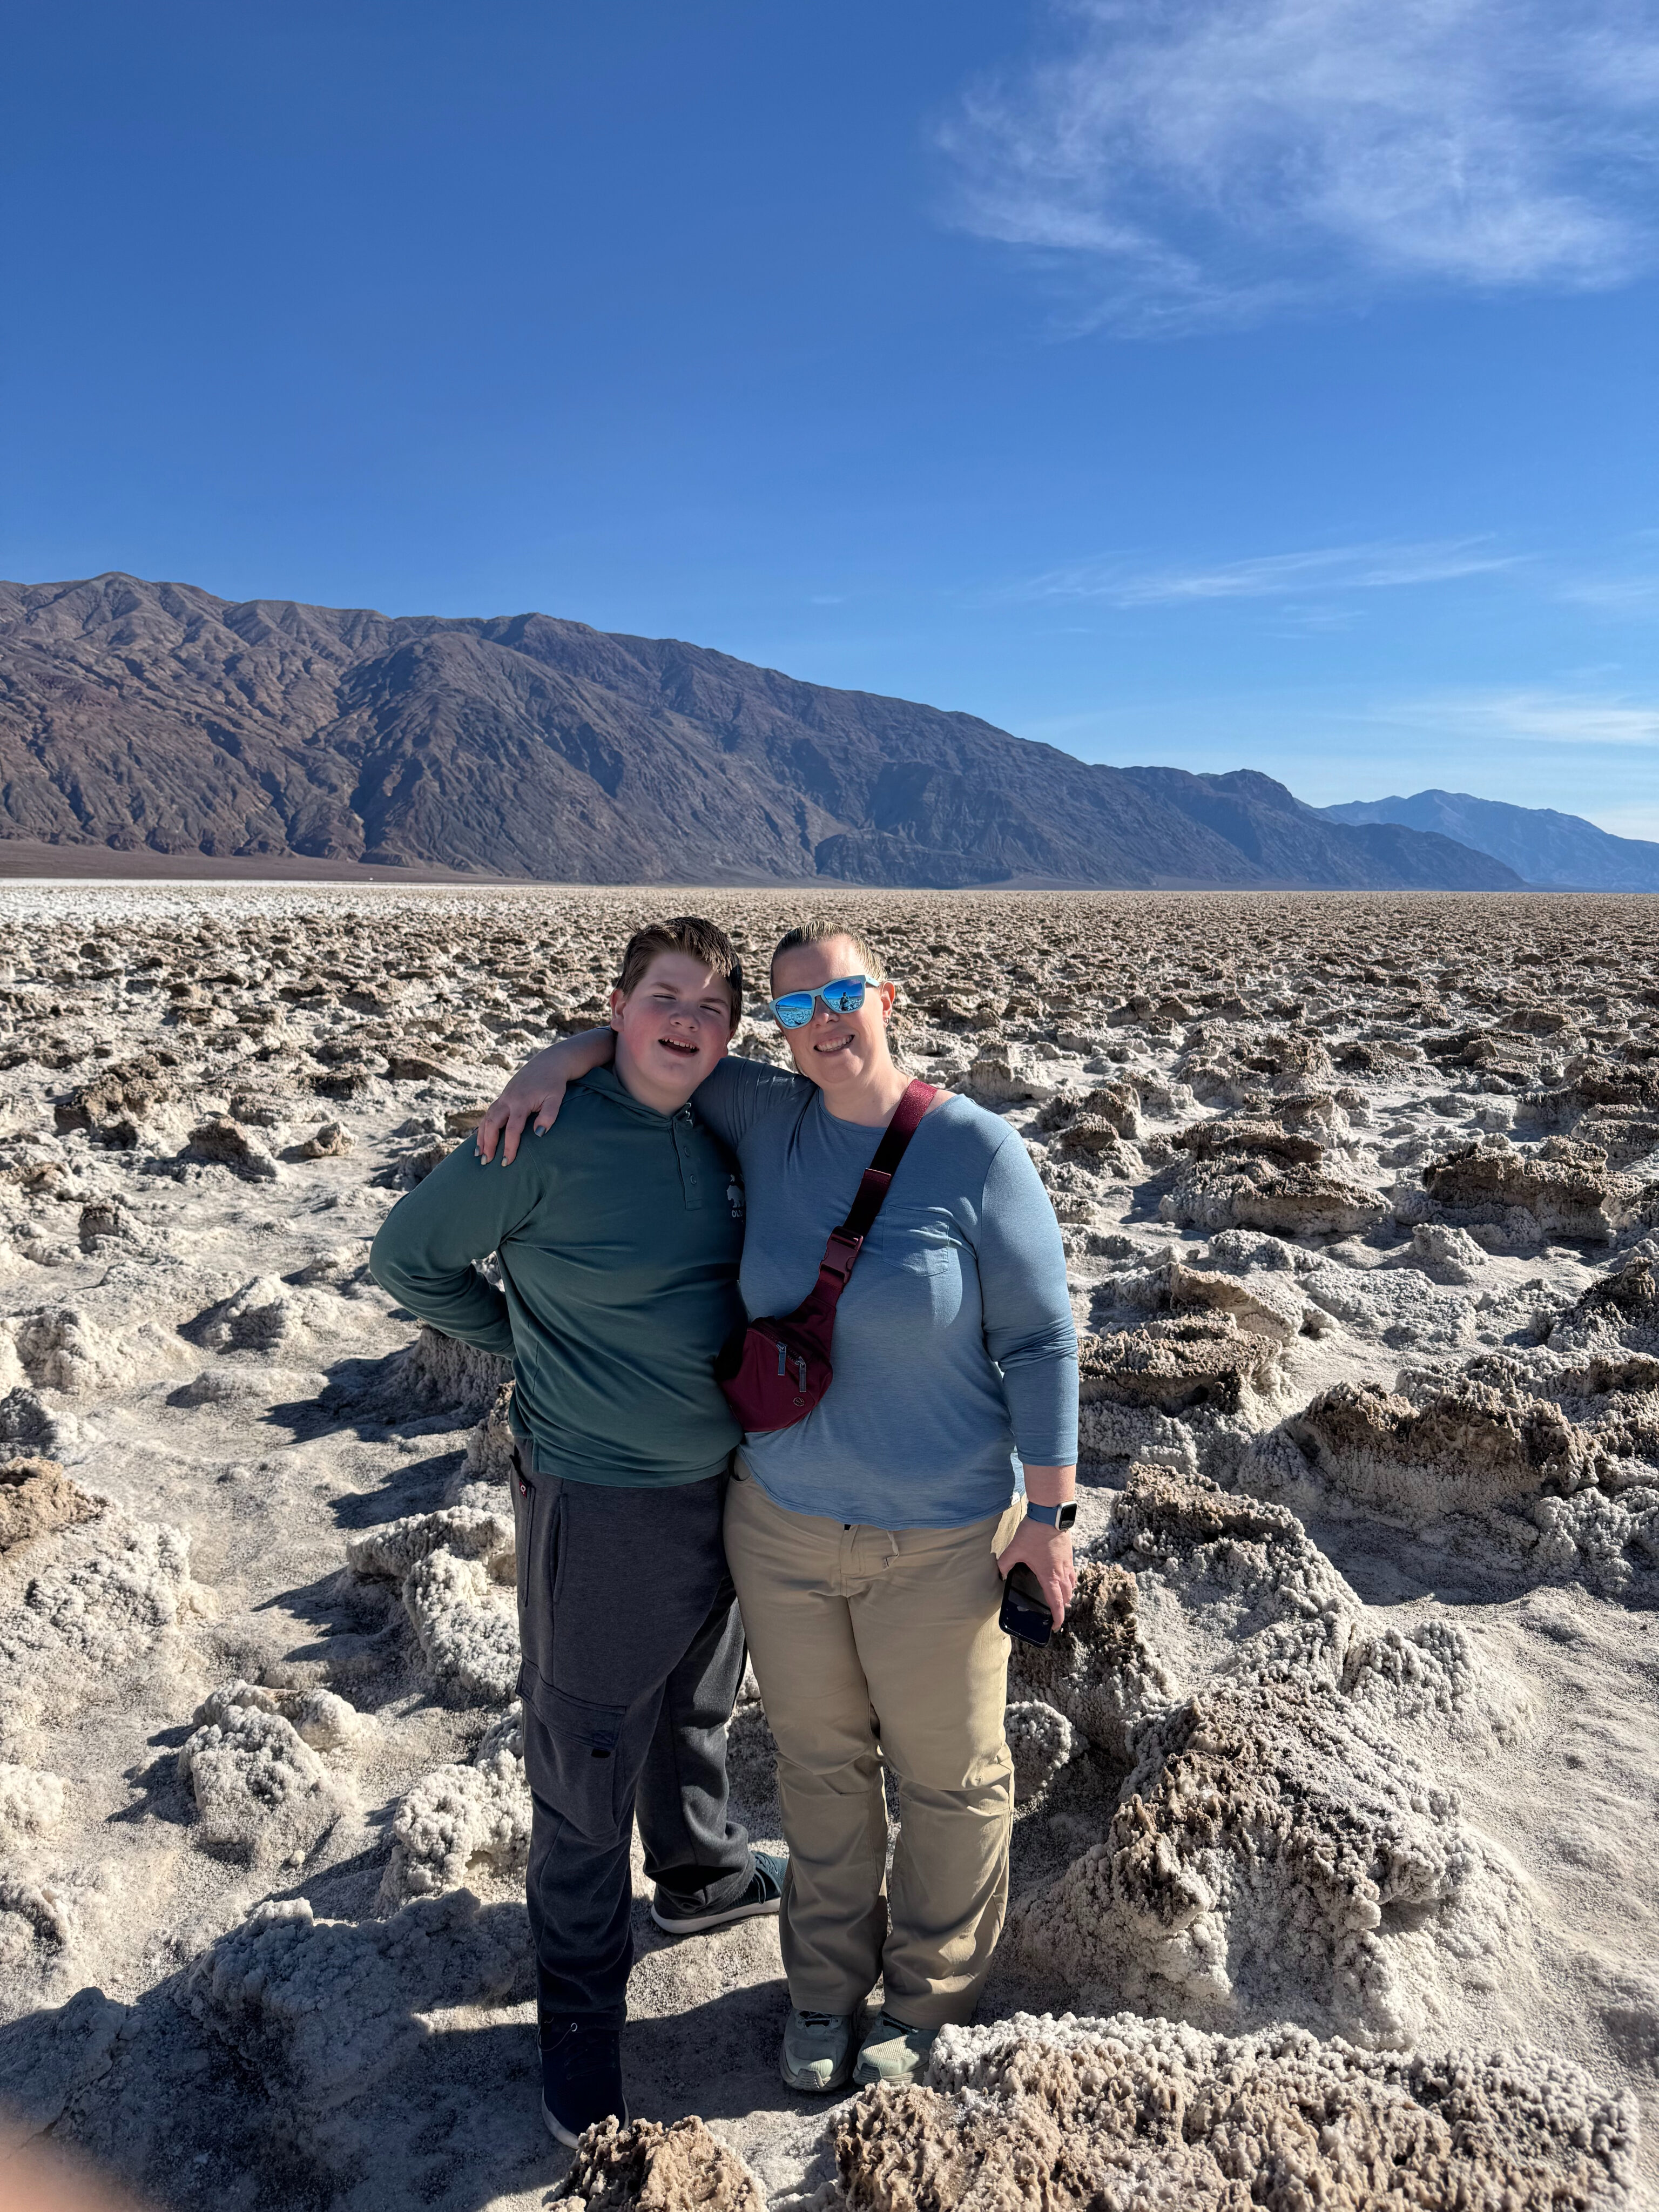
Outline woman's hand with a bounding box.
[996,1517,1076,1627]
[475,1029,613,1165]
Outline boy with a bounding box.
[370,918,781,2146]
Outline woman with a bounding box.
[477,920,1078,2094]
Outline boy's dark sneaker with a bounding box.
[650,1847,787,1935]
[540,2020,626,2148]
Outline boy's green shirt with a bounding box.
[369,1067,745,1487]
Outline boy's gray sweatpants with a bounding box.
[510,1455,753,2031]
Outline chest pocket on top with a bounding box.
[860,1205,967,1330]
[865,1199,957,1258]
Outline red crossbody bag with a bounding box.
[716,1078,938,1434]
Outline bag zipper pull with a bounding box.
[777,1341,787,1377]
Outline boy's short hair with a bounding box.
[616,917,743,1031]
[771,918,886,984]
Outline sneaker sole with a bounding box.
[649,1892,783,1936]
[541,2096,582,2149]
[542,2094,628,2149]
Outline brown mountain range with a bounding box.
[0,572,1522,890]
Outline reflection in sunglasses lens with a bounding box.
[770,975,866,1026]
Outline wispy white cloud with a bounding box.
[1021,537,1520,605]
[939,0,1659,330]
[1400,687,1659,745]
[1557,572,1659,613]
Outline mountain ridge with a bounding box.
[0,572,1522,891]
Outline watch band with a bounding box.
[1024,1500,1077,1530]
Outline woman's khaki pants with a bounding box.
[725,1463,1020,2030]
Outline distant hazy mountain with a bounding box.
[1320,789,1659,893]
[0,573,1522,890]
[1118,768,1520,892]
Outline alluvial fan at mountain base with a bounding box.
[0,881,1654,2210]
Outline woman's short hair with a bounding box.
[616,917,743,1031]
[771,919,886,984]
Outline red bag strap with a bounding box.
[816,1079,938,1292]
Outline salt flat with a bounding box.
[0,884,1653,2210]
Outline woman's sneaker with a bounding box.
[650,1847,786,1935]
[780,2007,859,2093]
[540,2020,626,2148]
[852,2012,938,2087]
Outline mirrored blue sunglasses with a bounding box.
[766,973,867,1029]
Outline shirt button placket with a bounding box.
[674,1111,700,1208]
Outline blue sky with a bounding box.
[5,1,1659,832]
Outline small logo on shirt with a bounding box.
[726,1177,746,1221]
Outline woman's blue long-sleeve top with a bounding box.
[697,1060,1078,1529]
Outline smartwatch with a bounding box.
[1024,1500,1077,1531]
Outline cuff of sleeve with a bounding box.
[1015,1441,1080,1469]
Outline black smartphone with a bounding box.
[999,1561,1053,1648]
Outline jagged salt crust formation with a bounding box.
[1003,1468,1523,2047]
[177,1680,361,1870]
[0,1762,65,1839]
[830,2012,1638,2210]
[379,1701,531,1906]
[0,886,1652,2210]
[558,2116,766,2212]
[1242,1269,1659,1595]
[0,1453,100,1553]
[0,1504,201,1728]
[186,1889,532,2111]
[324,1318,512,1427]
[345,1504,520,1703]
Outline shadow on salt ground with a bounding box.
[262,1358,391,1443]
[0,1987,552,2212]
[263,1842,391,1927]
[1292,1509,1499,1607]
[247,1569,416,1717]
[289,2015,566,2212]
[105,1723,197,1831]
[392,1983,846,2212]
[625,1974,806,2125]
[0,1983,325,2212]
[264,1346,467,1444]
[0,1971,839,2212]
[271,1979,834,2212]
[1297,1503,1659,1613]
[328,1447,466,1532]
